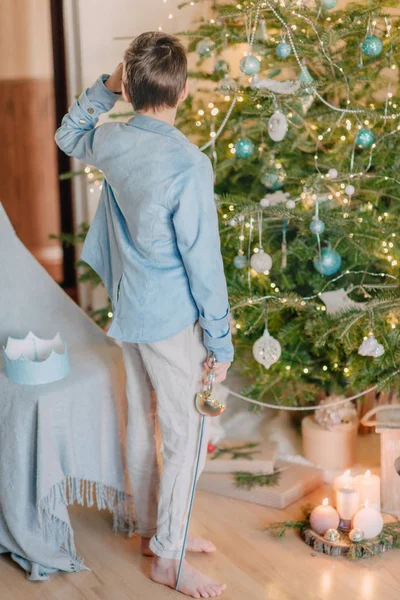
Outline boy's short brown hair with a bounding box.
[123,32,187,112]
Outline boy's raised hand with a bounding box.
[105,62,123,93]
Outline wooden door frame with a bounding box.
[49,0,76,291]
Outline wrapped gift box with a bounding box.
[204,441,277,475]
[198,460,324,509]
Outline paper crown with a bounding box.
[3,332,70,385]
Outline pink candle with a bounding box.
[310,498,340,535]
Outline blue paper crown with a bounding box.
[3,332,70,385]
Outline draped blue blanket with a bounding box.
[0,204,135,580]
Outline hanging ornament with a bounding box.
[345,184,355,196]
[214,59,230,76]
[321,0,338,8]
[235,138,255,159]
[356,128,375,148]
[328,168,338,179]
[250,250,272,273]
[196,38,214,57]
[286,199,296,209]
[298,65,314,84]
[268,111,288,142]
[253,326,281,369]
[281,218,288,270]
[320,288,366,315]
[310,217,325,235]
[255,19,269,43]
[234,217,247,269]
[362,35,383,58]
[250,212,273,273]
[240,54,261,75]
[358,333,385,358]
[276,41,292,59]
[313,247,342,276]
[233,254,247,269]
[219,74,236,92]
[260,165,286,190]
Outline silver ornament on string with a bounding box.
[324,528,340,542]
[268,111,288,142]
[250,249,273,273]
[349,528,364,542]
[358,333,385,358]
[253,327,281,369]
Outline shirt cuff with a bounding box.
[83,74,122,116]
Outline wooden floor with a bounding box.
[1,477,400,600]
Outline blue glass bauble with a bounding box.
[260,167,286,190]
[321,0,338,8]
[240,55,261,75]
[313,248,342,276]
[310,219,325,235]
[276,42,291,59]
[214,59,230,76]
[196,38,214,57]
[356,128,375,148]
[234,254,247,269]
[235,138,255,159]
[362,35,383,58]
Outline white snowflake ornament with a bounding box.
[253,327,281,369]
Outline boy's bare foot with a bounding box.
[151,556,226,598]
[141,536,216,557]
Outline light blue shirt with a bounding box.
[55,75,234,362]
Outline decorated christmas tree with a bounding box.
[61,0,400,407]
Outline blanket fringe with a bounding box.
[38,478,136,561]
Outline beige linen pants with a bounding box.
[122,322,209,559]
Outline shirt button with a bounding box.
[88,107,94,114]
[79,119,85,124]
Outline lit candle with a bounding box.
[354,470,380,510]
[336,486,360,530]
[352,500,384,539]
[310,498,340,535]
[333,470,354,506]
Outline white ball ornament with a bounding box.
[268,111,288,142]
[253,328,281,369]
[286,199,296,209]
[328,168,338,179]
[345,184,355,196]
[250,249,273,273]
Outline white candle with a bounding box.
[336,487,360,521]
[310,498,340,535]
[352,501,384,539]
[333,470,354,506]
[354,470,380,511]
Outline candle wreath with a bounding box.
[266,505,400,560]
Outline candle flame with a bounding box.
[365,470,371,479]
[344,469,351,477]
[322,498,329,506]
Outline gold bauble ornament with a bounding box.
[195,354,227,417]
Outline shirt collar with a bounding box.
[127,113,189,144]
